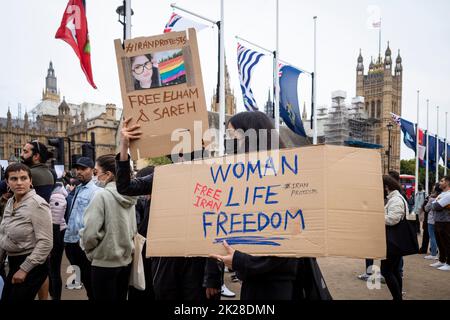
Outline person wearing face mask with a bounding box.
[63,157,100,300]
[211,111,332,300]
[79,154,137,301]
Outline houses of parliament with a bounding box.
[1,45,403,173]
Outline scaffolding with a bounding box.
[324,92,375,146]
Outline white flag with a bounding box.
[164,13,209,33]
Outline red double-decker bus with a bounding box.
[400,174,415,198]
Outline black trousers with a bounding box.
[91,265,131,301]
[128,257,155,301]
[49,225,65,300]
[151,257,207,301]
[381,255,403,300]
[241,279,295,300]
[64,242,93,300]
[1,254,48,301]
[435,222,450,264]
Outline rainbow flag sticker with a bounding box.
[159,55,186,85]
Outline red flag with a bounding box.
[55,0,97,89]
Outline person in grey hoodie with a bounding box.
[80,155,137,301]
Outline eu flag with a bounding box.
[279,65,306,137]
[400,118,416,151]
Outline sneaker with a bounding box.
[230,274,240,283]
[424,255,439,260]
[357,273,371,281]
[437,264,450,271]
[224,266,230,273]
[221,284,236,298]
[65,282,83,290]
[430,261,446,268]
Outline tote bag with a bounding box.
[385,196,419,257]
[129,233,146,290]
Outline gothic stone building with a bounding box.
[356,43,403,173]
[0,62,120,169]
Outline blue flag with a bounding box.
[400,118,416,151]
[428,135,437,168]
[279,65,306,137]
[439,139,446,163]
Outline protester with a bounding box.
[423,183,441,260]
[48,182,68,300]
[413,184,425,234]
[63,157,100,299]
[116,118,222,301]
[382,175,410,300]
[127,166,156,301]
[430,176,450,271]
[209,111,329,300]
[131,54,161,90]
[0,163,53,301]
[80,155,137,301]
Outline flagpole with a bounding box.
[219,0,225,156]
[415,90,420,197]
[436,106,440,184]
[274,0,280,131]
[426,99,429,195]
[235,36,312,75]
[445,112,448,176]
[170,3,217,24]
[313,16,318,145]
[125,0,131,39]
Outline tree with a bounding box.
[400,159,446,192]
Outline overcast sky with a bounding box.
[1,0,449,160]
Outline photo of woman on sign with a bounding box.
[131,54,161,90]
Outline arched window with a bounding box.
[371,101,375,118]
[377,100,382,118]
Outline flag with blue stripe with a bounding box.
[279,65,307,137]
[237,43,265,111]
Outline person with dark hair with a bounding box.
[80,155,137,300]
[0,163,53,301]
[210,111,331,300]
[131,54,161,90]
[381,175,408,300]
[20,141,55,300]
[63,157,100,299]
[128,165,156,301]
[48,182,68,300]
[20,141,55,203]
[116,118,222,301]
[430,176,450,271]
[423,183,441,260]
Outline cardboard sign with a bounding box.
[0,160,8,171]
[114,29,209,159]
[147,145,387,259]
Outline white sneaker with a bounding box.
[224,266,230,273]
[221,284,236,298]
[430,261,446,268]
[424,255,439,260]
[65,282,83,290]
[437,264,450,271]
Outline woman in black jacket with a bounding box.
[210,111,331,300]
[115,118,222,301]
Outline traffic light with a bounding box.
[82,143,95,161]
[48,137,65,165]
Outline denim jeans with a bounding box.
[428,224,438,256]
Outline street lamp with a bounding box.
[116,1,134,43]
[387,122,393,172]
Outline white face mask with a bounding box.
[95,180,106,188]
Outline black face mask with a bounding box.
[224,138,239,155]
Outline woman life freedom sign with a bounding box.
[146,145,387,259]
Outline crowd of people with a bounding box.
[0,111,449,301]
[356,171,450,300]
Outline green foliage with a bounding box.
[400,159,447,191]
[147,156,172,166]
